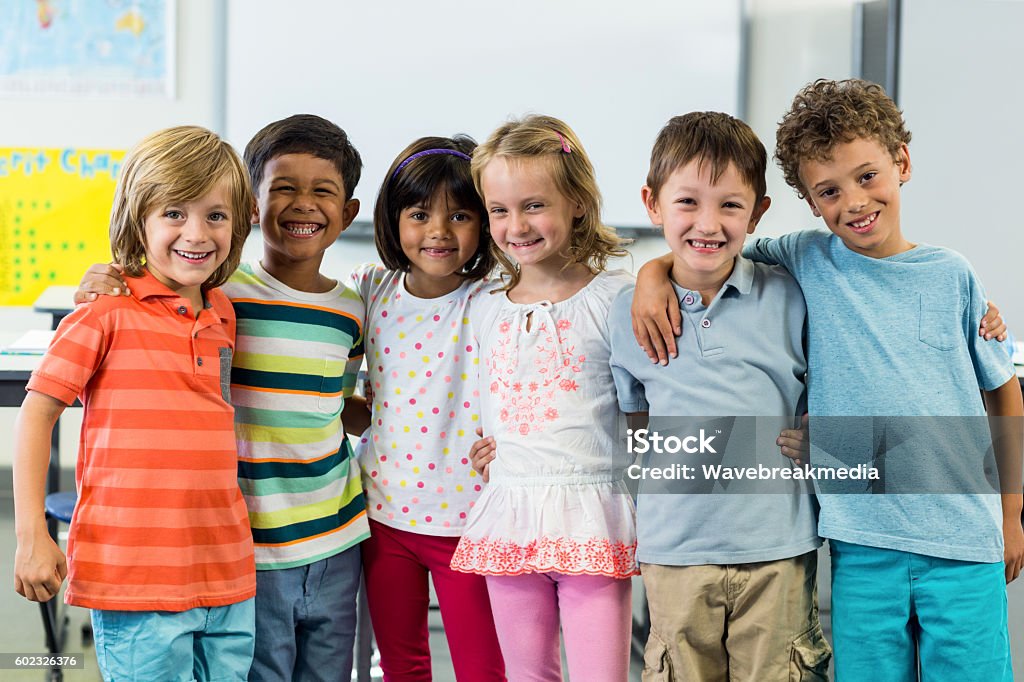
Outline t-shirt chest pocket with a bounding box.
[918,291,959,352]
[317,349,346,414]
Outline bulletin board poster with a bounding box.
[0,0,175,97]
[0,148,124,306]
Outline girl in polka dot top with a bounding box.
[448,115,638,682]
[350,135,506,680]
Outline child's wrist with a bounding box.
[15,517,49,539]
[1000,494,1023,518]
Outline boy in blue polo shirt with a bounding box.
[608,112,830,681]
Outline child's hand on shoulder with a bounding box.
[980,301,1008,342]
[73,262,130,304]
[470,427,496,483]
[632,255,681,365]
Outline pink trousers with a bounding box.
[362,520,506,681]
[485,572,632,682]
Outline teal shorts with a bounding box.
[91,598,255,681]
[830,540,1011,681]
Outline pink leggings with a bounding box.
[362,520,505,681]
[485,572,632,682]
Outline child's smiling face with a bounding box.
[644,159,769,296]
[143,180,233,308]
[799,137,913,259]
[481,157,584,274]
[255,153,359,273]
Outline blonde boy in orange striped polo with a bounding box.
[13,126,256,681]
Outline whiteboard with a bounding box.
[226,0,743,228]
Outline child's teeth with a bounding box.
[851,213,876,228]
[286,224,319,235]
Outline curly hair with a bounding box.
[775,79,911,198]
[471,114,628,291]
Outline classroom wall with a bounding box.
[3,0,1021,468]
[899,0,1024,330]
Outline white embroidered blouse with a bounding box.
[450,270,638,578]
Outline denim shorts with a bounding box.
[91,598,255,682]
[249,546,362,682]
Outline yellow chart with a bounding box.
[0,147,124,305]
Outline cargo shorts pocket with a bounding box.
[789,622,831,682]
[642,630,674,681]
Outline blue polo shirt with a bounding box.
[609,256,821,565]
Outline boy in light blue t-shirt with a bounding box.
[635,80,1022,682]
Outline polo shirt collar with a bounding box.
[723,256,754,296]
[127,268,229,323]
[670,255,754,300]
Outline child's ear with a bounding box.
[250,199,260,227]
[573,200,585,219]
[340,198,360,231]
[640,186,662,226]
[804,196,822,218]
[747,196,771,234]
[896,143,912,184]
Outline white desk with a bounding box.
[32,285,76,330]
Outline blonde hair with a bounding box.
[471,114,628,291]
[109,126,253,290]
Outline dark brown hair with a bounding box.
[647,111,767,202]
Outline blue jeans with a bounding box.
[830,539,1011,681]
[91,598,255,682]
[248,546,362,682]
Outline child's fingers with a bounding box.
[632,318,656,363]
[482,462,490,483]
[980,300,1006,340]
[668,302,683,339]
[652,313,677,360]
[642,319,670,365]
[778,429,810,451]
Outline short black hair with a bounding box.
[244,114,362,200]
[374,135,493,280]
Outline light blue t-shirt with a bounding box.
[609,257,821,565]
[745,229,1015,562]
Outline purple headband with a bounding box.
[391,148,472,180]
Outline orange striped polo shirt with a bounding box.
[27,269,255,611]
